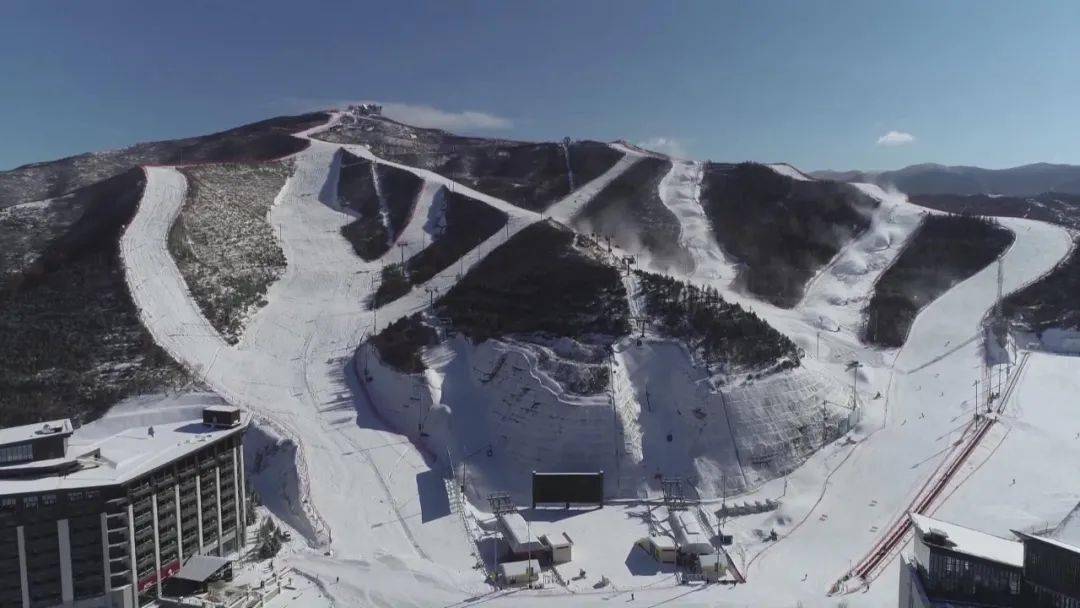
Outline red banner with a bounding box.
[137,560,180,592]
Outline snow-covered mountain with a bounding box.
[4,105,1080,606]
[813,161,1080,197]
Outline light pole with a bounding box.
[846,360,862,409]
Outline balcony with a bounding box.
[108,547,128,562]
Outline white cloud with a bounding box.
[375,101,512,131]
[876,130,916,147]
[636,137,689,159]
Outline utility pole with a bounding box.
[397,241,409,266]
[424,286,439,308]
[974,379,979,422]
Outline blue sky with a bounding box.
[2,1,1078,171]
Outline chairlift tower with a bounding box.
[661,477,689,512]
[487,492,516,515]
[424,285,440,308]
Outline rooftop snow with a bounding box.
[497,511,545,554]
[498,559,539,578]
[0,419,72,448]
[1014,530,1080,556]
[911,513,1023,568]
[0,412,249,496]
[668,508,713,554]
[203,405,241,414]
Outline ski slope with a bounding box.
[713,215,1071,606]
[797,184,926,336]
[656,159,739,283]
[118,110,1077,606]
[120,115,655,605]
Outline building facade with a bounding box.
[900,513,1080,608]
[1015,532,1080,608]
[0,407,250,608]
[900,513,1024,608]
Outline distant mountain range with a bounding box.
[812,162,1080,197]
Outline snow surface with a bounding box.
[114,110,1080,606]
[767,163,815,182]
[656,160,738,282]
[797,183,926,335]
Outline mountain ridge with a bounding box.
[812,161,1080,196]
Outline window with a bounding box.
[0,442,33,464]
[41,494,57,506]
[23,495,39,509]
[1,497,15,510]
